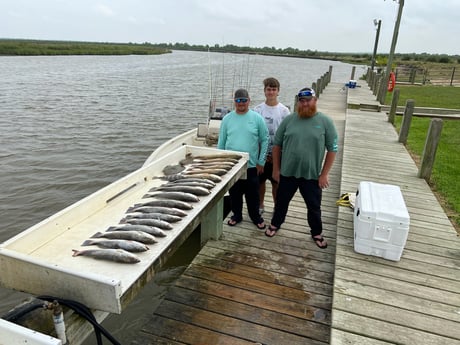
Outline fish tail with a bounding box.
[81,240,94,246]
[71,249,80,257]
[91,232,104,238]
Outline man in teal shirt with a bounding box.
[218,89,269,230]
[265,87,338,249]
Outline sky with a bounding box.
[1,0,459,55]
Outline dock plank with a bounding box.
[331,85,460,344]
[130,82,460,345]
[131,82,346,344]
[332,310,460,345]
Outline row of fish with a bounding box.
[72,153,242,263]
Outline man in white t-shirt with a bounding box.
[254,77,290,215]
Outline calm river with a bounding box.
[0,50,361,342]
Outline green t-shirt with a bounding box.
[274,112,338,179]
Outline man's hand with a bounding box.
[318,173,329,189]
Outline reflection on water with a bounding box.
[0,51,361,341]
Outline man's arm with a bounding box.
[318,151,336,189]
[271,145,281,183]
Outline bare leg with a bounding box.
[271,181,279,206]
[259,181,266,213]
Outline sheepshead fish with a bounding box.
[143,191,200,203]
[72,248,140,264]
[81,239,149,252]
[126,206,188,217]
[91,230,157,244]
[107,224,167,237]
[134,199,193,210]
[123,217,173,230]
[162,164,185,175]
[124,212,182,223]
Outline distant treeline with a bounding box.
[0,39,170,56]
[1,39,459,66]
[153,42,460,66]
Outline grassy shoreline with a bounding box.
[387,85,460,231]
[0,39,170,55]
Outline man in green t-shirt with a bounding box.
[265,87,338,249]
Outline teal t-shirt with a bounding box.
[274,112,338,179]
[217,109,269,168]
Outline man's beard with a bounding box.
[297,103,317,118]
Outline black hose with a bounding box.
[1,298,44,322]
[37,296,121,345]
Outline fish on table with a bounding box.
[183,168,228,176]
[72,248,141,264]
[143,191,200,203]
[124,212,183,223]
[188,161,235,169]
[192,153,242,160]
[151,185,211,196]
[91,230,157,244]
[122,217,173,230]
[168,180,215,190]
[107,224,167,237]
[158,173,221,183]
[133,199,193,210]
[126,206,188,217]
[81,239,149,252]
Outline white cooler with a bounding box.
[353,181,410,261]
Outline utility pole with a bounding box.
[371,19,382,71]
[378,0,404,104]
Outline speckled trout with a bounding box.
[81,239,149,252]
[72,248,140,264]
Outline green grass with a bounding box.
[0,39,170,55]
[386,85,460,109]
[388,85,460,228]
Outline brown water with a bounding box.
[0,50,360,342]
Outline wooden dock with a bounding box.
[132,82,460,344]
[332,85,460,345]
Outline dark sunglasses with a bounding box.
[234,98,249,103]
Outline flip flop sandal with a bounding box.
[265,225,279,237]
[312,235,328,249]
[255,221,266,230]
[227,216,241,226]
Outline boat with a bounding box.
[0,115,247,343]
[0,53,324,343]
[0,52,248,342]
[143,111,225,166]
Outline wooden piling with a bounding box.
[398,99,414,144]
[418,118,443,180]
[388,88,400,124]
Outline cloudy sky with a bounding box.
[1,0,458,55]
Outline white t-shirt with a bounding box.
[254,102,290,155]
